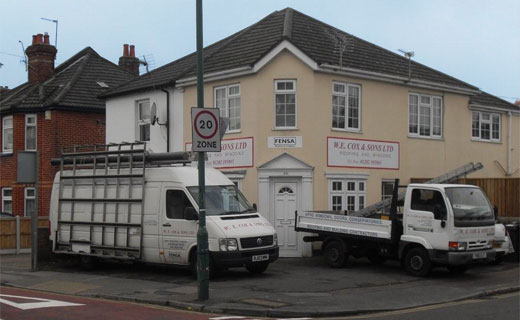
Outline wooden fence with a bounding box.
[0,216,49,254]
[458,178,520,218]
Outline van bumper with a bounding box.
[211,246,279,268]
[430,249,495,266]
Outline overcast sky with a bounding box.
[1,0,518,103]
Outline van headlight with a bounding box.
[219,238,238,251]
[273,233,278,246]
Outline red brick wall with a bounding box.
[0,110,105,217]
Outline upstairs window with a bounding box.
[472,111,500,142]
[332,82,361,131]
[2,116,13,153]
[215,84,241,132]
[409,93,442,138]
[274,80,296,129]
[25,114,37,151]
[137,100,150,142]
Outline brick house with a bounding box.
[0,33,137,218]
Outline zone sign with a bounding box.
[191,107,221,152]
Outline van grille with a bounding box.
[468,240,488,250]
[240,236,273,249]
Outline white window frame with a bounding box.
[214,84,241,133]
[408,93,443,139]
[2,188,12,214]
[25,114,37,151]
[274,79,297,130]
[332,81,361,131]
[471,111,501,142]
[2,115,13,153]
[136,99,151,142]
[24,188,36,217]
[328,178,366,213]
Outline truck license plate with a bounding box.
[252,254,269,262]
[472,252,487,259]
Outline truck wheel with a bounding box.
[324,241,348,268]
[246,262,269,274]
[404,247,431,277]
[447,265,468,274]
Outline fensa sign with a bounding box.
[327,137,399,170]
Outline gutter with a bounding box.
[175,66,253,87]
[319,64,480,95]
[469,104,520,115]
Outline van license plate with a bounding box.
[252,254,269,262]
[472,252,486,259]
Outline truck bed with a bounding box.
[295,211,393,241]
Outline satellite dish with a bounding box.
[150,102,157,125]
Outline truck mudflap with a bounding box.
[211,247,279,268]
[429,249,496,266]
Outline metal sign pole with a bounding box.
[196,0,209,301]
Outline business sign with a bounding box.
[267,136,302,148]
[186,137,254,169]
[327,137,399,170]
[191,108,220,152]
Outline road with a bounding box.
[0,286,213,320]
[332,291,520,320]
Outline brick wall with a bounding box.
[0,110,105,218]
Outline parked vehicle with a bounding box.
[492,222,515,264]
[296,179,496,276]
[49,143,278,274]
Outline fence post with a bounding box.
[16,215,20,254]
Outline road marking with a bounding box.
[0,294,84,310]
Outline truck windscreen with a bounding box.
[187,185,255,216]
[445,187,495,227]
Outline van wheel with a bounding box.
[246,262,269,274]
[324,241,348,268]
[190,250,216,278]
[447,265,468,274]
[404,247,431,277]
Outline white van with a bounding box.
[49,143,278,274]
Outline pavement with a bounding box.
[1,254,519,318]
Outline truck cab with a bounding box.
[400,184,495,275]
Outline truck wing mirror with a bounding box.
[252,203,257,211]
[184,207,199,221]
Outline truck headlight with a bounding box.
[449,241,467,251]
[273,233,278,246]
[219,238,238,251]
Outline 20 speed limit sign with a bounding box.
[191,108,221,152]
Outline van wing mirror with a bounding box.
[184,207,199,221]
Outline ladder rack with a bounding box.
[350,162,484,217]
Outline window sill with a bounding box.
[225,130,241,134]
[273,128,299,131]
[407,134,444,141]
[471,138,502,144]
[331,128,363,134]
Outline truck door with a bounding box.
[405,188,449,249]
[159,188,198,264]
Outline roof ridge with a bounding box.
[282,8,293,39]
[51,51,91,105]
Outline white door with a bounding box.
[273,181,301,257]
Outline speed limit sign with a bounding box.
[191,108,221,152]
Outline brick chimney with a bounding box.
[118,44,140,76]
[25,32,57,83]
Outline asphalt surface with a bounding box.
[1,254,519,318]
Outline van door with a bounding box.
[159,188,198,265]
[405,188,449,249]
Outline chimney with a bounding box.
[118,44,140,77]
[25,32,57,84]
